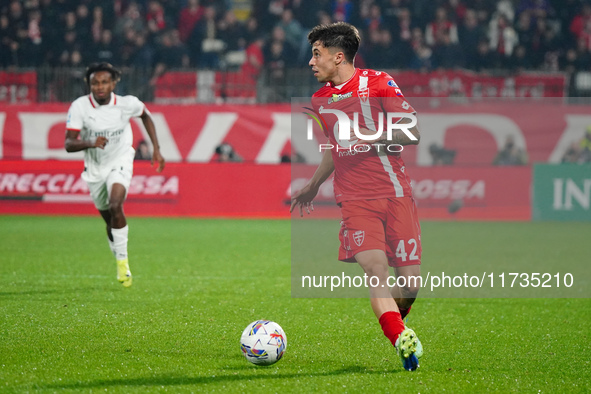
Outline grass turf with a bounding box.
[0,216,590,393]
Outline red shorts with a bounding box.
[338,197,422,267]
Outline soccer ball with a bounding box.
[240,320,287,366]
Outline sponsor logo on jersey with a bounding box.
[387,80,398,88]
[328,91,353,104]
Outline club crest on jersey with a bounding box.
[328,91,353,104]
[357,88,369,103]
[353,230,365,247]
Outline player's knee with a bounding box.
[108,199,124,214]
[400,281,420,298]
[362,263,389,281]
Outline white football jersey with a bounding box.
[66,92,145,183]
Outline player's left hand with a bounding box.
[152,150,165,172]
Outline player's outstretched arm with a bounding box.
[140,110,165,172]
[65,130,108,152]
[290,149,334,217]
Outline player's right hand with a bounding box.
[290,184,318,217]
[94,136,108,149]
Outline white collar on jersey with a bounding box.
[332,68,359,90]
[88,92,116,108]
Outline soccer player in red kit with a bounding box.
[291,22,423,371]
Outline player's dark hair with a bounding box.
[307,22,360,63]
[84,62,121,86]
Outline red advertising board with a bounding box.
[1,161,529,220]
[0,71,37,104]
[291,165,531,221]
[394,70,565,98]
[0,161,291,218]
[1,100,589,166]
[153,70,566,102]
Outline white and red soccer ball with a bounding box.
[240,320,287,366]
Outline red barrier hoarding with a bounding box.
[395,70,566,98]
[152,70,566,102]
[0,71,37,104]
[291,165,531,221]
[1,100,588,166]
[0,161,529,220]
[0,161,291,218]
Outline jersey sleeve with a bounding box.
[126,95,146,117]
[66,100,83,131]
[378,73,416,115]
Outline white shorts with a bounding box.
[86,164,133,211]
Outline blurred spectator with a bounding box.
[0,14,12,67]
[263,27,293,101]
[516,0,553,22]
[95,29,116,64]
[389,7,415,66]
[243,16,261,45]
[382,0,409,33]
[114,2,145,39]
[429,143,456,165]
[75,4,91,44]
[515,10,534,51]
[150,29,189,86]
[409,27,432,71]
[215,143,242,162]
[578,126,591,162]
[242,35,265,81]
[146,0,167,37]
[489,13,518,67]
[364,3,383,32]
[276,9,304,51]
[218,10,246,52]
[188,6,223,68]
[569,3,591,42]
[129,32,155,68]
[265,25,297,62]
[91,6,105,46]
[333,0,354,23]
[432,31,465,69]
[459,9,487,70]
[529,17,555,67]
[21,8,45,67]
[425,7,458,47]
[178,0,204,43]
[508,44,531,73]
[493,136,528,166]
[135,140,152,160]
[561,141,582,163]
[57,29,81,67]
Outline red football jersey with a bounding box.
[312,68,416,204]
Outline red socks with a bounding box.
[378,311,405,347]
[399,306,412,320]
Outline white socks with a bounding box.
[107,238,116,257]
[111,225,129,261]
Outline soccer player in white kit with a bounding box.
[65,63,165,287]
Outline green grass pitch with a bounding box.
[1,216,590,393]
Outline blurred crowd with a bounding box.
[1,0,591,75]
